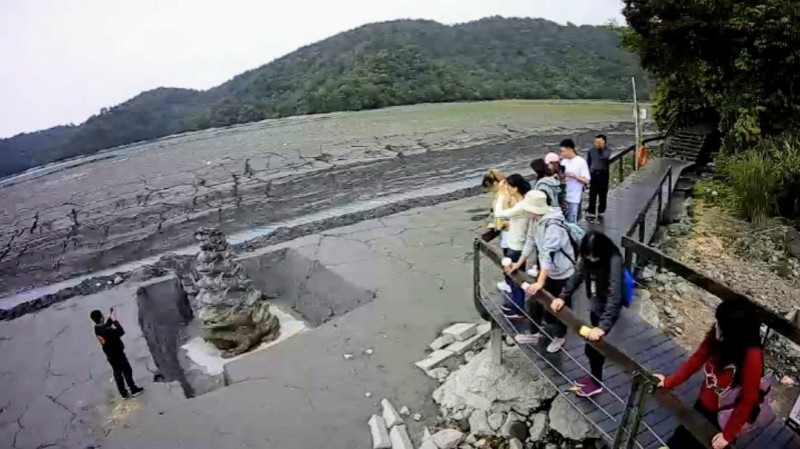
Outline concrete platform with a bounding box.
[1,193,495,449]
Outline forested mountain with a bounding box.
[1,17,649,177]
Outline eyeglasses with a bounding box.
[703,362,736,397]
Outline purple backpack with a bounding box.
[717,371,776,434]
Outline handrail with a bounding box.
[621,237,800,348]
[475,238,722,448]
[608,134,667,184]
[625,166,673,238]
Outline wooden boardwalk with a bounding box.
[480,158,800,448]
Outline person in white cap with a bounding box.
[497,190,578,353]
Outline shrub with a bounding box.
[714,134,800,222]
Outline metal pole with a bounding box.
[657,189,663,223]
[624,379,654,449]
[632,76,640,171]
[473,239,489,321]
[638,215,646,244]
[619,157,624,183]
[490,319,503,365]
[614,374,642,448]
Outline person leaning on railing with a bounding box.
[654,300,765,449]
[560,230,626,398]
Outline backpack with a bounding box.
[544,219,586,265]
[622,268,635,307]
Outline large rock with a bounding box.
[632,289,661,329]
[433,347,557,415]
[528,412,549,442]
[430,429,464,449]
[193,228,279,357]
[367,415,391,449]
[548,395,598,441]
[467,410,493,436]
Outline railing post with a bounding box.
[638,215,646,244]
[657,189,663,223]
[619,158,624,183]
[613,372,656,449]
[473,239,489,321]
[490,319,503,364]
[666,168,673,214]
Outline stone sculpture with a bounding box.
[193,227,280,357]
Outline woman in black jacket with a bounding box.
[560,230,625,397]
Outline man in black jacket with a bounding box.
[586,134,612,219]
[90,309,143,399]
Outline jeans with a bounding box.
[666,401,722,449]
[503,248,525,311]
[588,170,609,215]
[586,312,606,380]
[108,353,138,397]
[529,277,569,338]
[565,201,581,223]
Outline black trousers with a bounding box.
[588,169,610,215]
[529,278,569,338]
[666,401,721,449]
[586,312,606,380]
[107,352,138,396]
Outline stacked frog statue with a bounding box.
[193,227,280,358]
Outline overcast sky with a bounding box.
[0,0,624,138]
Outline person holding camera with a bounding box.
[90,308,144,399]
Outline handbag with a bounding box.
[716,370,776,433]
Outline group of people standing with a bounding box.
[482,136,768,449]
[482,135,622,398]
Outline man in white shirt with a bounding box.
[559,139,590,223]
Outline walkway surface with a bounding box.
[480,157,800,448]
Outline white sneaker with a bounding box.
[496,281,512,293]
[526,266,539,277]
[546,337,566,353]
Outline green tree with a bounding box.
[622,0,800,147]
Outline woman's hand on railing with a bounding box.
[550,297,565,312]
[712,433,730,449]
[654,373,666,387]
[525,281,545,296]
[505,261,523,274]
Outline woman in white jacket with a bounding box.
[492,174,531,318]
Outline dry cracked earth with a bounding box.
[0,101,639,297]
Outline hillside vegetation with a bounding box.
[1,17,649,177]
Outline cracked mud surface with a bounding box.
[0,100,637,297]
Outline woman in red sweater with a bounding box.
[655,299,763,449]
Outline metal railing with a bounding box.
[609,135,667,184]
[621,235,800,350]
[622,165,673,270]
[473,238,723,449]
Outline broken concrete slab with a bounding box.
[430,334,455,350]
[433,347,557,415]
[426,367,450,383]
[389,424,414,449]
[368,415,392,449]
[509,438,524,449]
[501,411,525,437]
[442,323,477,341]
[415,349,455,371]
[430,428,464,449]
[445,322,490,355]
[382,398,404,428]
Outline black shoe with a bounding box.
[120,391,130,400]
[130,387,144,397]
[586,212,596,219]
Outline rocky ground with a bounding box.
[0,101,640,297]
[637,192,800,416]
[373,344,604,449]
